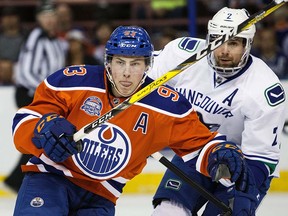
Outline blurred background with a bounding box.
[0,0,287,214]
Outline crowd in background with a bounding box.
[0,0,287,87]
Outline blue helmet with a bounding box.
[105,26,154,57]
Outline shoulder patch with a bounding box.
[178,37,200,53]
[81,96,103,116]
[264,83,285,106]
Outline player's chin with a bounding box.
[219,63,234,68]
[118,88,134,97]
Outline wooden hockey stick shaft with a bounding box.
[73,0,286,143]
[72,1,286,214]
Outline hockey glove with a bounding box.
[32,113,80,163]
[207,142,247,187]
[232,167,259,215]
[205,171,259,216]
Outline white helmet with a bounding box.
[207,7,256,78]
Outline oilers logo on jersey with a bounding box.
[73,123,131,180]
[81,96,103,116]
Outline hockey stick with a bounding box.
[72,0,286,214]
[73,0,286,142]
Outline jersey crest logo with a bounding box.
[81,96,103,116]
[30,197,44,208]
[73,123,131,179]
[265,83,285,106]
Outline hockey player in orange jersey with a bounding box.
[12,26,248,215]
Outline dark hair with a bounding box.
[36,1,56,14]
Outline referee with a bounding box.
[5,2,66,192]
[14,2,66,107]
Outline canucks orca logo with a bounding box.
[73,123,131,179]
[178,37,200,52]
[81,96,102,116]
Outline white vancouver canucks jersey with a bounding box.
[150,37,286,176]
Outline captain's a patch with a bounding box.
[265,83,285,106]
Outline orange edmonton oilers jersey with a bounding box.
[12,65,225,203]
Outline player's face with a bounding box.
[213,37,245,68]
[110,55,147,97]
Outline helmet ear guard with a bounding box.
[207,7,256,78]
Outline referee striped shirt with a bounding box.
[14,27,66,95]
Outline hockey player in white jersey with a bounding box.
[150,7,286,216]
